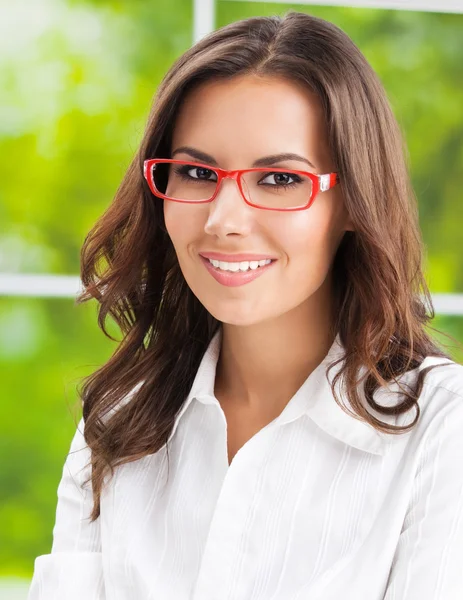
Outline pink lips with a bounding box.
[200,255,276,287]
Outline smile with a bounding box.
[207,258,273,272]
[200,255,277,287]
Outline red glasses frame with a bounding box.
[143,158,339,211]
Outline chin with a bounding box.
[204,303,273,328]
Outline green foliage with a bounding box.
[1,0,462,579]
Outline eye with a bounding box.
[175,164,217,181]
[260,172,301,186]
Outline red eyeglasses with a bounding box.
[143,158,338,211]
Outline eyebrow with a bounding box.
[171,146,316,170]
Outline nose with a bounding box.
[203,175,253,238]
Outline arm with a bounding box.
[27,416,106,600]
[383,391,463,600]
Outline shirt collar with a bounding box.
[178,326,391,456]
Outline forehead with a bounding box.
[171,74,330,168]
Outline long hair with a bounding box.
[75,11,460,523]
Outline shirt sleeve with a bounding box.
[27,416,106,600]
[383,390,463,600]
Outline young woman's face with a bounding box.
[164,74,354,326]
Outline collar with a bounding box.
[174,326,392,456]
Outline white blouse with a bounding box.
[27,327,463,600]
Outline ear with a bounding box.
[345,219,355,232]
[338,195,354,232]
[343,214,355,232]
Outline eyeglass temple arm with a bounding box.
[319,173,338,192]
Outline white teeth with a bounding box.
[208,258,272,272]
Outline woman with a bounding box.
[28,10,463,600]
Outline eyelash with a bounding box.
[173,165,302,191]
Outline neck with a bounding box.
[214,289,336,418]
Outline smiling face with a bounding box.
[163,74,354,327]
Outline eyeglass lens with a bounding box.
[151,161,313,209]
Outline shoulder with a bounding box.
[369,357,463,462]
[371,356,463,441]
[418,356,463,402]
[408,356,463,442]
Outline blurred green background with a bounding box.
[1,0,462,591]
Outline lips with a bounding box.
[200,254,276,287]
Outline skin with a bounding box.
[163,73,354,420]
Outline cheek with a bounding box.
[163,200,180,238]
[277,211,335,278]
[163,201,202,253]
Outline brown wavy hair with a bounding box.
[75,11,461,523]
